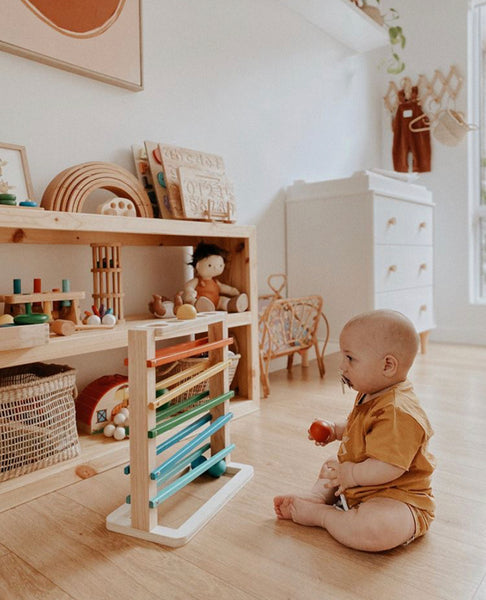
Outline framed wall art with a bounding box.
[0,143,34,205]
[0,0,143,91]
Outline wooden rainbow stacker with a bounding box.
[106,312,253,547]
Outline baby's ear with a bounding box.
[383,354,399,377]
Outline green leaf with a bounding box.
[386,52,405,74]
[389,26,406,48]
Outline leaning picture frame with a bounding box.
[0,143,34,205]
[0,0,143,91]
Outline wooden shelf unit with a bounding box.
[0,206,259,508]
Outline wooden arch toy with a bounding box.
[41,161,153,218]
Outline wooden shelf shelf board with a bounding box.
[278,0,388,53]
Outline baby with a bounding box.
[274,309,435,552]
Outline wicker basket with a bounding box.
[156,351,240,407]
[0,362,80,481]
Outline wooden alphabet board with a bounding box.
[158,144,226,220]
[178,167,236,222]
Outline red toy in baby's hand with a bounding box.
[308,419,334,444]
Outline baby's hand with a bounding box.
[308,419,336,446]
[322,460,357,495]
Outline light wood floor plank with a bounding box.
[0,552,73,600]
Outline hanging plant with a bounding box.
[358,0,406,74]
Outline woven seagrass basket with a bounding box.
[0,362,79,481]
[156,350,240,407]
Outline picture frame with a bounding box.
[0,0,143,91]
[0,143,34,205]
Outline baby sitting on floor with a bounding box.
[274,309,435,552]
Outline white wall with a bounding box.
[380,0,486,345]
[0,0,384,387]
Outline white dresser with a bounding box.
[286,171,435,352]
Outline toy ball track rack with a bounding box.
[106,312,253,547]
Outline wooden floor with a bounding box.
[1,343,486,600]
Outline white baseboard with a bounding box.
[430,328,486,346]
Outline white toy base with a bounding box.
[106,462,254,547]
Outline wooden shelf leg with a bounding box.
[419,330,430,354]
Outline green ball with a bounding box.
[191,455,207,469]
[208,460,226,478]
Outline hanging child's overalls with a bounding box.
[392,86,431,172]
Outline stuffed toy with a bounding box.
[183,242,248,313]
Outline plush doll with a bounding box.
[183,242,248,313]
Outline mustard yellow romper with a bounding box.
[338,380,436,540]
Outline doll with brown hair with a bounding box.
[183,242,248,313]
[274,309,435,552]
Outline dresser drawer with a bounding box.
[374,196,433,246]
[374,245,433,293]
[374,287,435,333]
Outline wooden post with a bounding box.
[208,319,230,458]
[128,327,157,532]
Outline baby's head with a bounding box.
[339,309,419,394]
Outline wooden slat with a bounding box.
[155,391,210,423]
[150,413,233,481]
[149,359,232,409]
[149,444,235,507]
[148,391,234,436]
[155,359,209,390]
[146,337,233,368]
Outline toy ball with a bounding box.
[101,313,117,326]
[0,314,14,326]
[113,412,127,426]
[103,423,116,437]
[176,303,197,320]
[113,426,127,441]
[309,419,333,444]
[208,460,227,478]
[86,314,101,325]
[191,455,207,469]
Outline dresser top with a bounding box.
[287,170,433,205]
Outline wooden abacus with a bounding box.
[91,243,125,322]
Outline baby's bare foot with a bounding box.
[274,489,327,520]
[290,497,333,527]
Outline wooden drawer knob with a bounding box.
[387,217,397,226]
[388,265,398,273]
[419,221,427,229]
[420,304,428,312]
[420,263,428,270]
